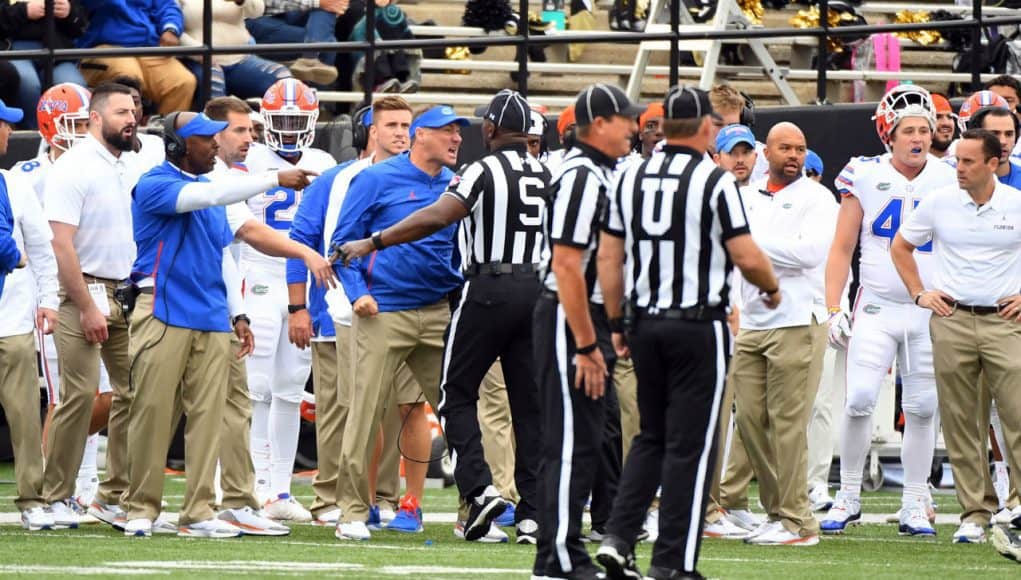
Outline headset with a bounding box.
[739,91,756,128]
[351,105,372,152]
[162,111,186,159]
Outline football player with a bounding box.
[823,85,956,537]
[242,79,336,521]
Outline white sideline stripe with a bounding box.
[378,566,529,576]
[112,561,362,572]
[0,565,166,575]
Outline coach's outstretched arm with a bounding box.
[726,233,781,309]
[174,168,315,212]
[336,195,467,266]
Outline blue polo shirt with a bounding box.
[131,162,233,332]
[330,152,462,313]
[999,160,1021,189]
[0,175,21,297]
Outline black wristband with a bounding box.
[232,314,251,327]
[371,231,386,250]
[608,317,625,333]
[287,304,306,314]
[576,342,598,355]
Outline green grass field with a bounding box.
[0,463,1017,579]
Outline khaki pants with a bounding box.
[706,376,754,519]
[616,357,640,460]
[80,47,196,115]
[480,364,518,502]
[733,322,827,536]
[376,401,403,510]
[218,333,259,510]
[336,301,448,523]
[310,339,346,517]
[0,332,45,510]
[124,293,230,524]
[43,279,131,505]
[931,311,1021,525]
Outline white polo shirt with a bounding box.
[44,134,141,280]
[900,180,1021,306]
[739,176,839,330]
[0,170,58,337]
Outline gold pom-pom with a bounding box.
[789,6,860,53]
[444,46,471,75]
[738,0,764,25]
[892,10,941,46]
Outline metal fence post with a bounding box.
[971,0,983,91]
[517,0,529,96]
[816,0,828,104]
[363,1,377,106]
[669,0,679,89]
[43,0,55,90]
[200,0,213,106]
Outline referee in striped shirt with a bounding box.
[533,83,642,580]
[336,90,550,543]
[594,86,780,580]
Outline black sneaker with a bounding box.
[645,566,706,580]
[595,535,642,580]
[516,518,538,544]
[463,485,507,542]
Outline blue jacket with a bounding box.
[330,153,462,312]
[287,161,356,338]
[0,175,22,297]
[999,160,1021,190]
[78,0,182,48]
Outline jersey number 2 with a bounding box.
[871,198,932,252]
[264,187,301,230]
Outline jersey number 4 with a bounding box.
[264,187,302,230]
[871,197,932,252]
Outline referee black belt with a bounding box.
[636,305,726,322]
[942,297,1001,315]
[463,262,538,278]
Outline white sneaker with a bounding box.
[21,507,55,531]
[993,508,1014,525]
[48,499,80,529]
[703,515,748,539]
[642,508,659,543]
[898,497,936,537]
[262,493,312,522]
[124,518,152,537]
[808,484,834,512]
[379,506,396,525]
[745,520,782,541]
[952,522,987,544]
[153,513,178,535]
[335,520,372,541]
[820,492,862,534]
[88,500,126,530]
[744,523,819,546]
[724,509,763,532]
[73,477,99,509]
[178,518,243,538]
[313,508,342,526]
[219,506,290,536]
[454,520,509,543]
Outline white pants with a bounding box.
[242,268,312,405]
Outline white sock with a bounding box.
[251,398,272,502]
[214,461,224,508]
[77,433,99,482]
[901,412,936,506]
[269,398,301,497]
[838,413,871,497]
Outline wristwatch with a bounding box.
[288,304,307,314]
[232,314,251,327]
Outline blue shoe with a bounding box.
[820,492,861,534]
[494,503,516,528]
[366,505,382,531]
[386,494,423,533]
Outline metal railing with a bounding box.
[3,0,1021,108]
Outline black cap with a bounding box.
[574,83,645,126]
[663,85,714,120]
[474,89,532,133]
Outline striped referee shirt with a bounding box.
[444,144,551,268]
[604,144,750,311]
[540,142,618,303]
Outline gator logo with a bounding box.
[863,304,881,314]
[782,202,793,209]
[877,182,891,191]
[252,284,270,295]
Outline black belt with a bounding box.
[463,262,538,277]
[943,297,1000,315]
[636,305,726,322]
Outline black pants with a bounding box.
[588,304,621,531]
[437,274,540,523]
[533,294,614,578]
[606,317,731,574]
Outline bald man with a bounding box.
[730,122,838,546]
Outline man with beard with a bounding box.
[930,93,956,160]
[40,82,145,530]
[123,111,314,537]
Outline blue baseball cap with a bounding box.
[0,99,24,125]
[715,123,755,154]
[177,112,229,138]
[806,149,824,175]
[411,105,469,132]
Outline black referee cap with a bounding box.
[474,89,532,133]
[574,83,644,127]
[663,85,715,120]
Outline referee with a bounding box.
[337,89,549,543]
[594,86,780,580]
